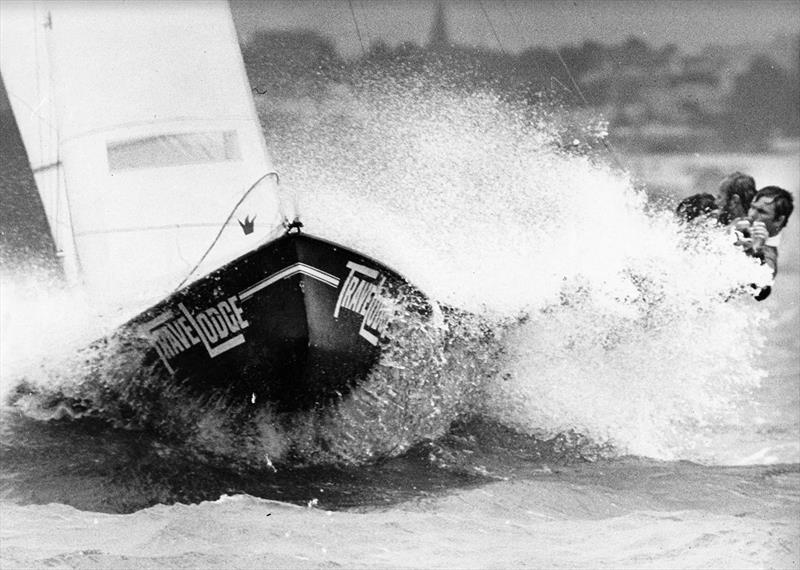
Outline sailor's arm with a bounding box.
[747,242,777,302]
[748,221,778,278]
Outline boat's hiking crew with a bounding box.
[675,193,717,222]
[731,185,794,300]
[715,171,757,225]
[676,174,794,301]
[675,172,756,224]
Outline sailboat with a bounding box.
[0,1,437,412]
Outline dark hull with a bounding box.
[121,231,432,412]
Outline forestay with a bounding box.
[0,0,282,307]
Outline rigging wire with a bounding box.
[180,0,361,293]
[174,171,279,292]
[36,5,84,279]
[494,1,626,171]
[552,45,626,171]
[477,0,507,55]
[358,0,372,49]
[347,0,367,58]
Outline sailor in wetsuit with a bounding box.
[732,185,794,301]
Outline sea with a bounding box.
[1,80,798,569]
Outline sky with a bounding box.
[230,0,800,58]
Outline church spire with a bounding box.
[428,2,450,50]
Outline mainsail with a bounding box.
[0,0,283,306]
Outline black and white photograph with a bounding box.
[1,0,798,567]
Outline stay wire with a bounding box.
[477,0,507,55]
[174,171,279,292]
[500,1,626,172]
[358,0,372,48]
[348,0,367,58]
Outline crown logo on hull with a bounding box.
[238,215,256,235]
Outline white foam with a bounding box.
[1,80,790,465]
[258,82,781,462]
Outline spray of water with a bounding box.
[257,75,773,462]
[1,267,99,403]
[1,74,775,467]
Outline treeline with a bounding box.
[242,31,800,153]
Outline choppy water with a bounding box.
[1,77,798,568]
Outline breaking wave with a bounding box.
[1,74,776,469]
[254,75,773,464]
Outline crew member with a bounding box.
[715,171,756,225]
[733,185,794,300]
[676,192,717,222]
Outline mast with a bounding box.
[0,1,81,284]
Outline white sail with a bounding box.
[0,0,283,306]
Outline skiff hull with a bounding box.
[119,232,433,412]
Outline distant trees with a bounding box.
[240,28,800,152]
[723,55,799,148]
[242,30,344,97]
